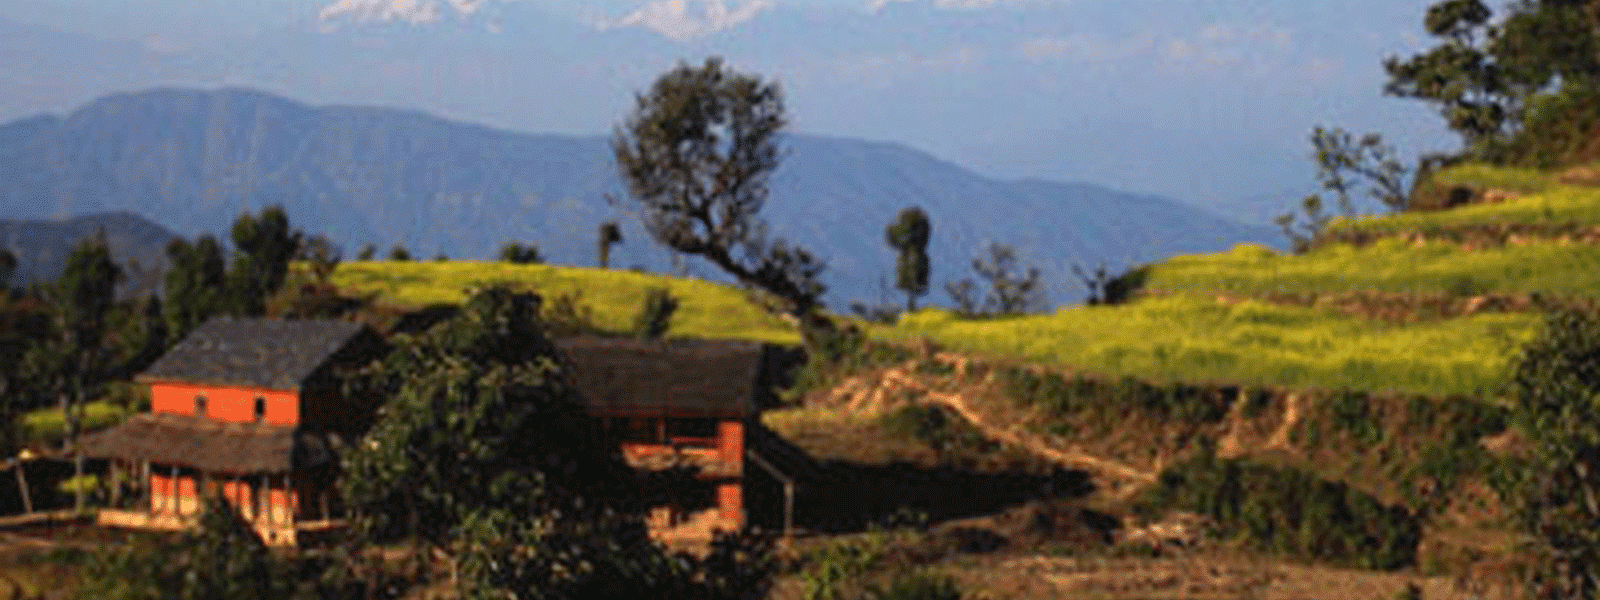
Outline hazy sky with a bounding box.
[1,0,1455,221]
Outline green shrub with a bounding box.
[868,569,962,600]
[1137,453,1421,570]
[999,369,1231,424]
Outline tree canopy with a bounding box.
[885,207,932,312]
[1387,0,1600,162]
[612,57,828,333]
[228,206,302,316]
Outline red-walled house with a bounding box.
[554,337,782,537]
[79,317,380,545]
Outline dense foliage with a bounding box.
[1137,452,1421,570]
[1498,310,1600,599]
[79,497,298,600]
[1387,0,1600,163]
[341,286,633,546]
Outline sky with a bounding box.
[0,0,1457,222]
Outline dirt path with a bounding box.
[839,360,1160,497]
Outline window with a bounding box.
[254,397,266,422]
[194,395,207,417]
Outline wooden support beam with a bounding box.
[13,459,31,515]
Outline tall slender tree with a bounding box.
[53,231,121,510]
[884,207,931,311]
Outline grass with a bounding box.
[875,295,1537,396]
[18,401,132,445]
[331,260,801,344]
[1141,238,1600,298]
[1326,184,1600,238]
[1428,163,1554,194]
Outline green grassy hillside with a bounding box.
[1142,239,1600,297]
[332,261,801,344]
[875,296,1532,396]
[331,166,1597,396]
[1325,163,1600,237]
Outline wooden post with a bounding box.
[108,459,122,508]
[783,481,794,541]
[13,458,32,515]
[260,474,270,526]
[170,465,179,515]
[282,473,292,527]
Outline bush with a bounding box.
[998,368,1232,425]
[868,569,962,600]
[1497,310,1600,599]
[78,496,297,600]
[1136,453,1421,570]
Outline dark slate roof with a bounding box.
[555,337,777,418]
[138,317,369,390]
[75,413,341,473]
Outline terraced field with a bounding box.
[330,164,1600,397]
[331,261,801,344]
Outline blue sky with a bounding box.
[1,0,1454,222]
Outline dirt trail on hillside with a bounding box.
[827,357,1159,498]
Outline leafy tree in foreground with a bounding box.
[52,231,121,510]
[1498,310,1600,600]
[342,286,775,598]
[612,57,830,338]
[80,496,295,600]
[884,207,931,312]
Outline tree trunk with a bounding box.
[70,386,84,513]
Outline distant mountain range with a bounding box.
[0,88,1282,306]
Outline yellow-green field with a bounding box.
[1325,163,1600,238]
[19,400,131,444]
[1142,239,1600,297]
[1429,163,1555,194]
[331,257,1544,396]
[332,261,801,344]
[875,295,1537,396]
